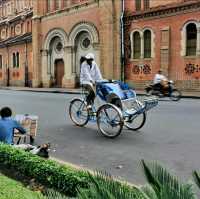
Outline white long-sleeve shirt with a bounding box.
[153,74,167,84]
[80,61,102,84]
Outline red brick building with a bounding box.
[0,0,122,88]
[32,0,122,88]
[0,0,33,86]
[0,0,199,91]
[124,0,200,91]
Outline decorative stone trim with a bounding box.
[180,20,200,57]
[125,1,200,21]
[43,28,68,50]
[68,21,99,46]
[41,0,98,21]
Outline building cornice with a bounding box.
[0,10,33,26]
[0,32,32,48]
[40,0,98,22]
[125,1,200,22]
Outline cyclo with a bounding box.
[69,80,158,138]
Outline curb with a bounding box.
[1,87,200,99]
[0,88,81,95]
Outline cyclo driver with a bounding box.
[80,53,103,110]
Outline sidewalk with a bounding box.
[1,86,200,99]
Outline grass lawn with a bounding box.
[0,173,46,199]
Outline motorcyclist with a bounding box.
[153,69,168,93]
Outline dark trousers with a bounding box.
[82,84,95,105]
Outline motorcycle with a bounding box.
[145,80,181,101]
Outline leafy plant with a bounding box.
[1,143,200,199]
[0,143,89,197]
[141,160,197,199]
[193,171,200,190]
[77,171,147,199]
[44,189,73,199]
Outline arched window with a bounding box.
[144,0,150,10]
[135,0,141,11]
[13,53,16,68]
[133,31,141,59]
[27,21,30,32]
[186,23,197,56]
[47,0,51,12]
[64,0,68,7]
[0,55,3,69]
[13,52,20,68]
[16,52,19,68]
[55,0,60,10]
[144,30,151,58]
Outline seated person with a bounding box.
[0,107,50,158]
[0,107,26,145]
[80,53,103,108]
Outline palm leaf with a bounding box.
[77,171,146,199]
[141,160,197,199]
[141,185,158,199]
[141,159,161,197]
[193,171,200,189]
[44,189,70,199]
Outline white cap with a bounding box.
[85,53,95,60]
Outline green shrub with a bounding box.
[0,143,89,197]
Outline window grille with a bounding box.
[144,30,151,58]
[133,32,141,59]
[186,23,197,56]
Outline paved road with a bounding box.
[0,90,199,185]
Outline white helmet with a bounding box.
[85,53,95,60]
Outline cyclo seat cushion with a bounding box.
[99,83,126,100]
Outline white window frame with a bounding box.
[130,28,155,60]
[181,20,200,57]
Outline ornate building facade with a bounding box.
[125,0,200,90]
[0,0,33,86]
[0,0,199,90]
[0,0,122,88]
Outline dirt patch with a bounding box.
[0,164,46,193]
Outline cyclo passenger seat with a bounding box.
[97,80,136,101]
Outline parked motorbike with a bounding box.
[145,80,181,101]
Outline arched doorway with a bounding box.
[54,59,64,87]
[42,28,68,88]
[69,22,100,86]
[48,36,65,87]
[75,32,93,76]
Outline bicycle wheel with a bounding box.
[124,111,146,131]
[97,104,124,138]
[170,89,181,101]
[69,98,89,127]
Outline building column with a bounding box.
[197,25,200,56]
[41,50,51,87]
[140,33,144,59]
[53,0,56,10]
[93,43,100,67]
[62,46,76,88]
[32,16,41,87]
